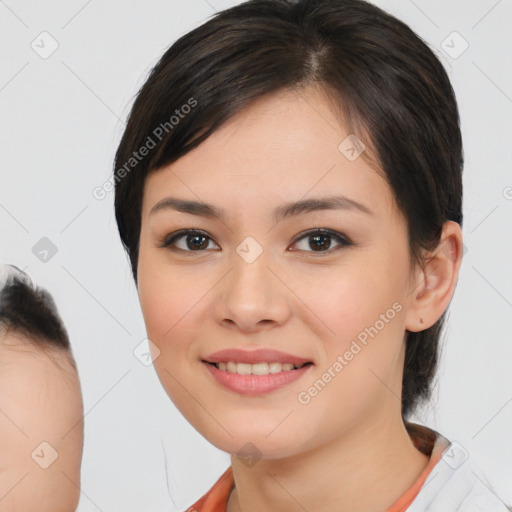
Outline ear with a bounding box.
[405,221,464,332]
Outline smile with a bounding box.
[201,348,314,394]
[209,361,311,375]
[202,361,313,395]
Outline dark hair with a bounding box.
[113,0,463,419]
[0,265,72,354]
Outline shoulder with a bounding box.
[409,436,510,512]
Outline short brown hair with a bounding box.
[0,265,72,355]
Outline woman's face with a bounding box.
[137,86,420,459]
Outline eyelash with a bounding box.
[158,228,353,255]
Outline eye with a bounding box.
[159,228,353,255]
[289,229,353,254]
[159,229,219,253]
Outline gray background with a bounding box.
[0,0,511,510]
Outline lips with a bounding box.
[203,348,313,366]
[201,348,314,395]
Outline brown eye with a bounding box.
[160,230,219,252]
[290,229,352,253]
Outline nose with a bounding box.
[214,246,291,333]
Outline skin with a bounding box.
[0,332,84,512]
[137,85,463,512]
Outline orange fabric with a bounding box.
[385,423,448,511]
[185,466,234,512]
[186,423,448,512]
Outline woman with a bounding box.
[113,0,510,510]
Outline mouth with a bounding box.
[203,360,314,375]
[201,348,314,394]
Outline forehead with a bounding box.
[141,86,398,224]
[0,332,81,435]
[0,331,76,376]
[0,330,83,497]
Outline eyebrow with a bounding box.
[149,195,373,223]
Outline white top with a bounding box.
[408,425,510,511]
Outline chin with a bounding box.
[206,425,308,460]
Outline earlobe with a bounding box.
[405,221,464,333]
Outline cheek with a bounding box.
[137,250,209,361]
[298,255,409,414]
[300,261,406,343]
[138,275,173,341]
[138,247,180,336]
[292,272,407,438]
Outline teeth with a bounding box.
[213,361,306,375]
[237,363,252,375]
[269,362,282,373]
[252,362,269,375]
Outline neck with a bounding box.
[226,410,430,512]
